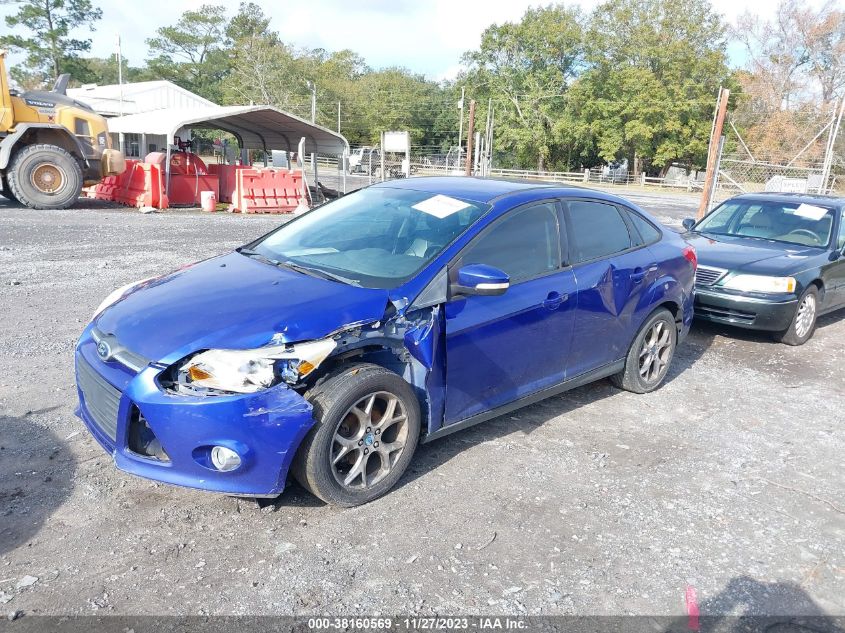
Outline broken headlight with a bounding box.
[173,338,336,395]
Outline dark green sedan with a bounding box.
[683,193,845,345]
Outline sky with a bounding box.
[0,0,814,81]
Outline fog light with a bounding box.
[210,446,241,472]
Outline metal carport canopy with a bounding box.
[107,105,349,155]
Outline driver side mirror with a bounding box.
[682,218,696,231]
[450,264,510,297]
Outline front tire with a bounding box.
[292,363,421,507]
[1,175,19,203]
[775,286,818,346]
[611,308,677,394]
[6,144,83,210]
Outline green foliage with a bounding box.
[461,0,730,172]
[571,0,730,173]
[10,0,734,172]
[71,55,149,87]
[462,5,584,171]
[145,4,231,102]
[0,0,103,87]
[219,3,452,148]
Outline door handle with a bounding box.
[631,265,656,284]
[543,291,568,310]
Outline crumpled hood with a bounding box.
[686,233,820,275]
[95,251,390,364]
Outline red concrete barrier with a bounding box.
[84,156,304,214]
[83,157,168,210]
[231,168,305,214]
[208,164,250,203]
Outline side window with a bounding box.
[566,200,632,264]
[624,208,662,245]
[838,210,845,250]
[460,203,560,284]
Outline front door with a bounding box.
[826,209,845,309]
[444,202,577,424]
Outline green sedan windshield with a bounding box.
[696,199,836,248]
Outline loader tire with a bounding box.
[7,144,83,210]
[0,176,18,203]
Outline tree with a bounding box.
[737,0,845,107]
[77,55,150,87]
[225,1,273,43]
[223,3,288,106]
[224,37,305,109]
[0,0,103,87]
[570,0,730,174]
[805,6,845,103]
[731,1,845,162]
[145,4,230,102]
[461,5,584,171]
[342,68,444,145]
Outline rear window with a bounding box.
[566,200,633,263]
[626,210,661,245]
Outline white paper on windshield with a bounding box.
[793,203,828,221]
[413,194,471,218]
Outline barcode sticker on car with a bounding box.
[412,194,471,218]
[793,203,828,220]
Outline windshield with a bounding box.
[248,187,490,289]
[695,199,836,248]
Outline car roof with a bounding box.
[370,176,654,212]
[371,176,642,204]
[371,176,557,203]
[730,192,845,208]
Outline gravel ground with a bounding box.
[0,189,843,619]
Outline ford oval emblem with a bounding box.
[97,340,111,360]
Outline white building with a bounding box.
[67,81,217,157]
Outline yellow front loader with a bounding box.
[0,50,125,209]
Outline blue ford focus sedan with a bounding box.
[75,178,696,506]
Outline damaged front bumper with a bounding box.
[74,325,316,496]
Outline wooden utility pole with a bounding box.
[697,87,730,219]
[464,99,476,177]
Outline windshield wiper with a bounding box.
[282,261,360,286]
[239,248,360,285]
[237,247,280,265]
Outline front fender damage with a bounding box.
[314,302,447,437]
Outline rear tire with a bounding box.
[774,286,818,346]
[292,363,421,507]
[6,144,83,210]
[611,308,677,394]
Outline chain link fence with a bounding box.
[713,102,845,200]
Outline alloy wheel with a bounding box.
[331,391,409,490]
[638,320,673,384]
[794,293,816,339]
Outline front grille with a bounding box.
[695,305,756,324]
[695,265,728,287]
[91,327,150,372]
[77,357,121,441]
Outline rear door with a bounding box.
[562,199,657,378]
[444,201,577,423]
